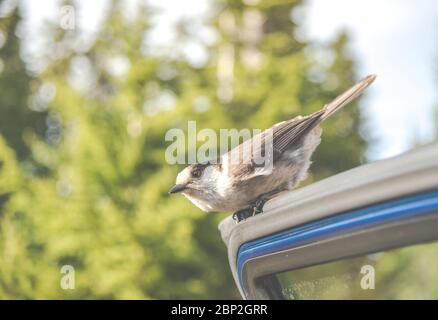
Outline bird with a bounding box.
[169,74,376,222]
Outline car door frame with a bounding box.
[218,143,438,299]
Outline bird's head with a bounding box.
[169,162,222,195]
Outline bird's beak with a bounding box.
[168,184,187,194]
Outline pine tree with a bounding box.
[0,1,47,160]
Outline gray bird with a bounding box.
[169,74,376,221]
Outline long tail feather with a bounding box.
[321,74,376,120]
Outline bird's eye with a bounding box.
[191,168,202,178]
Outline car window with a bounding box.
[276,241,438,299]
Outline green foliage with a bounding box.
[0,2,47,160]
[0,0,368,299]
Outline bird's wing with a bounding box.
[224,74,377,181]
[224,112,324,180]
[270,111,325,155]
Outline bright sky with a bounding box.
[18,0,438,160]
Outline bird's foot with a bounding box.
[232,207,254,222]
[232,198,268,223]
[253,198,267,214]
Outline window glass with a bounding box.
[277,241,438,299]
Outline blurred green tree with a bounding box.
[0,0,47,160]
[0,0,368,299]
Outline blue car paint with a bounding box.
[237,190,438,290]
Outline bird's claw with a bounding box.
[253,198,266,214]
[232,208,254,222]
[232,198,267,222]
